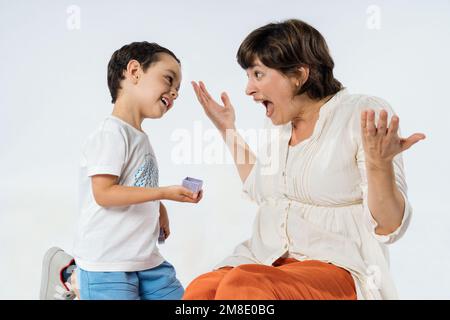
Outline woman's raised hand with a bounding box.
[360,109,426,169]
[191,81,236,133]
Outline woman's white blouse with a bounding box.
[215,89,412,300]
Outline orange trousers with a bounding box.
[183,258,357,300]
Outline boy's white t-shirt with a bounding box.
[73,115,164,272]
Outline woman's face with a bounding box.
[245,58,300,125]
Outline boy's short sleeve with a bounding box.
[84,130,127,177]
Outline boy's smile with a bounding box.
[136,53,181,119]
[160,95,174,113]
[111,52,182,132]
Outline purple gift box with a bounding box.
[182,177,203,193]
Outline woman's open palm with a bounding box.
[360,109,426,168]
[191,81,236,132]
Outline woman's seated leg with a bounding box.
[183,267,233,300]
[214,259,356,300]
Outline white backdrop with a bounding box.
[1,0,449,299]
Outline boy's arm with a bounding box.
[159,202,170,239]
[91,174,200,207]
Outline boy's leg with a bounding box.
[138,261,184,300]
[39,247,77,300]
[77,268,140,300]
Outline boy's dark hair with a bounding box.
[107,41,180,103]
[237,19,342,100]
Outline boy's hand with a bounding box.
[161,186,203,203]
[159,202,170,240]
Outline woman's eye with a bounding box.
[165,76,173,85]
[254,71,263,78]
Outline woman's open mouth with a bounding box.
[263,100,274,117]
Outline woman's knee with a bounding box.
[183,268,232,300]
[214,265,275,299]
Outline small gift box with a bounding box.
[182,177,203,193]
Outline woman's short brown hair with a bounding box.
[237,19,342,100]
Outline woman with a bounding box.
[184,19,425,300]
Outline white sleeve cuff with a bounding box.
[87,166,121,178]
[365,191,412,244]
[242,163,259,204]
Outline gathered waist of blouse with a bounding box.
[260,196,363,209]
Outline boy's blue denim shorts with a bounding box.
[77,261,184,300]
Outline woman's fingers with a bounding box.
[199,81,213,101]
[198,82,209,102]
[192,81,210,111]
[377,110,388,136]
[191,81,202,102]
[388,115,399,136]
[401,133,426,151]
[221,92,231,108]
[192,80,222,108]
[367,109,376,136]
[361,108,425,160]
[362,109,392,136]
[191,80,198,94]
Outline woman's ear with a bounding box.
[297,65,310,86]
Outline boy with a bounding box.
[40,41,202,300]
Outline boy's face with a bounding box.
[132,53,182,119]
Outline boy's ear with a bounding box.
[125,59,141,82]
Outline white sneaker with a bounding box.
[39,247,76,300]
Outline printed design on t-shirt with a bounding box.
[133,153,159,188]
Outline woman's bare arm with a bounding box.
[192,81,256,183]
